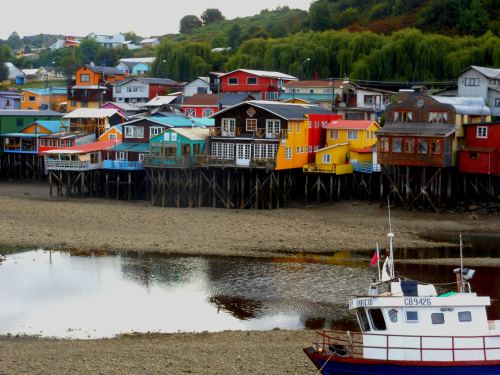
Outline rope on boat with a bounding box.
[316,351,336,374]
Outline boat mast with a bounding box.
[460,233,464,293]
[387,197,395,279]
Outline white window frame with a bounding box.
[117,151,127,161]
[347,130,358,140]
[202,109,214,118]
[185,108,196,118]
[228,77,238,85]
[150,127,163,138]
[330,129,339,140]
[246,118,257,132]
[322,154,331,164]
[285,147,292,160]
[266,119,281,138]
[138,154,146,162]
[265,91,279,100]
[477,126,488,139]
[221,118,236,137]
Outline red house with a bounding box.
[38,132,96,155]
[459,122,500,175]
[181,93,255,118]
[308,113,343,162]
[219,69,297,101]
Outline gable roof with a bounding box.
[0,109,62,117]
[432,96,491,116]
[222,69,297,81]
[212,100,333,120]
[23,120,69,133]
[44,140,120,154]
[83,64,124,76]
[64,108,123,119]
[324,120,379,130]
[284,80,334,88]
[464,66,500,79]
[22,87,67,96]
[144,95,181,107]
[114,77,179,87]
[181,92,254,107]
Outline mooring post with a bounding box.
[128,172,132,201]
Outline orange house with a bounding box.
[98,125,123,142]
[21,88,67,112]
[67,65,127,112]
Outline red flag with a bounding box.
[370,250,379,267]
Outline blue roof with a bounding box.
[32,120,69,133]
[23,87,67,96]
[279,93,333,102]
[148,116,214,128]
[109,142,149,153]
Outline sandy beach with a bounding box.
[1,181,499,374]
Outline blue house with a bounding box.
[0,91,21,110]
[2,120,68,154]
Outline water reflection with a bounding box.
[1,249,499,339]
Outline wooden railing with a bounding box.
[314,330,500,362]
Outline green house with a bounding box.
[147,128,209,167]
[0,110,64,134]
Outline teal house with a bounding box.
[147,128,209,167]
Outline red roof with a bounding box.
[45,140,121,154]
[350,147,375,153]
[325,120,377,130]
[181,94,218,107]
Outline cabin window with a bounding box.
[388,309,398,323]
[266,120,281,138]
[458,311,472,322]
[347,130,358,140]
[392,138,402,153]
[378,137,389,152]
[405,311,418,323]
[80,74,90,82]
[246,119,257,132]
[431,313,445,325]
[357,309,371,332]
[247,77,257,85]
[418,139,428,154]
[285,147,292,160]
[322,154,331,164]
[404,138,415,153]
[428,112,448,123]
[221,118,236,136]
[369,309,387,331]
[330,130,339,140]
[477,126,488,139]
[115,86,121,94]
[431,140,441,154]
[228,77,238,85]
[394,111,412,123]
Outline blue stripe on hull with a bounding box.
[313,360,500,375]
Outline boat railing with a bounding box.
[314,330,500,362]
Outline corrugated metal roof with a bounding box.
[64,108,121,119]
[84,64,124,75]
[432,96,492,116]
[22,87,67,96]
[31,120,68,133]
[145,95,179,106]
[0,109,63,117]
[280,93,332,102]
[109,142,149,153]
[222,69,297,81]
[377,123,456,137]
[469,66,500,79]
[44,140,120,154]
[114,77,179,87]
[172,127,209,141]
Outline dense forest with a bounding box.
[1,0,499,83]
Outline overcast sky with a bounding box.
[1,0,312,39]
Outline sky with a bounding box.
[1,0,312,39]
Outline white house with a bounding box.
[4,62,24,82]
[88,33,127,49]
[183,77,211,97]
[354,86,394,113]
[458,65,500,117]
[139,38,160,47]
[113,77,180,104]
[116,57,155,76]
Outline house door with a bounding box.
[236,144,251,166]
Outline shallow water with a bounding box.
[0,248,499,339]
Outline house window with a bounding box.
[124,126,144,138]
[285,147,292,160]
[150,127,163,138]
[369,309,387,331]
[109,134,116,140]
[82,101,88,108]
[228,77,238,85]
[404,138,415,153]
[428,112,448,123]
[347,130,358,140]
[406,311,418,323]
[329,130,338,140]
[212,142,234,160]
[265,92,278,100]
[292,88,300,93]
[495,98,500,107]
[266,119,280,138]
[221,118,236,136]
[379,137,389,152]
[80,74,90,82]
[197,87,208,94]
[314,121,319,128]
[202,109,214,118]
[247,77,257,85]
[394,111,412,122]
[477,126,488,139]
[65,141,72,147]
[322,154,331,164]
[469,152,479,159]
[364,95,376,105]
[458,311,472,322]
[138,154,145,162]
[115,86,121,94]
[118,152,127,161]
[308,145,312,152]
[29,96,36,102]
[296,123,300,133]
[463,77,480,86]
[71,100,77,107]
[185,109,196,117]
[418,139,428,154]
[431,139,441,154]
[431,313,445,325]
[246,119,257,132]
[308,121,312,128]
[296,146,301,154]
[392,138,402,153]
[16,118,23,127]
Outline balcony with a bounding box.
[103,160,143,170]
[45,160,102,171]
[303,163,353,175]
[143,155,205,168]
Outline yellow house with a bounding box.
[304,119,380,174]
[21,87,67,112]
[275,118,310,170]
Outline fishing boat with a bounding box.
[304,211,500,374]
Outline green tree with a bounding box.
[79,38,100,64]
[228,24,242,50]
[95,48,119,66]
[7,32,22,50]
[459,0,489,36]
[179,15,203,34]
[201,8,225,25]
[124,31,140,44]
[0,45,11,81]
[309,0,332,31]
